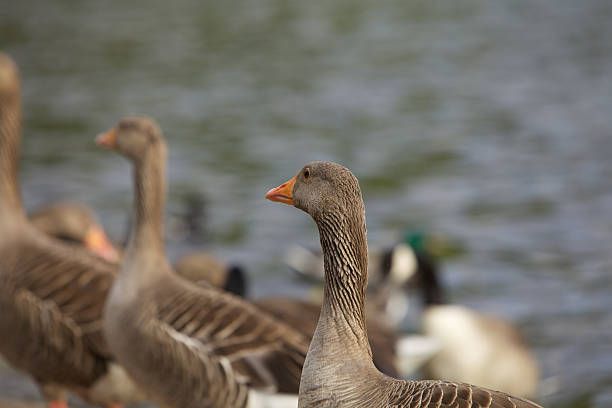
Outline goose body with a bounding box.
[98,117,309,408]
[266,161,542,408]
[0,53,145,408]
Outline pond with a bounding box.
[1,1,612,406]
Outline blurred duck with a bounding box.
[173,252,440,379]
[0,53,146,408]
[29,202,119,262]
[415,255,540,398]
[265,161,541,408]
[97,116,310,408]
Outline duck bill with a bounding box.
[95,128,117,148]
[265,175,296,205]
[84,225,120,263]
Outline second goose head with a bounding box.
[96,116,166,254]
[268,161,364,223]
[96,116,165,163]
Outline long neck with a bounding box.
[316,205,372,357]
[0,83,25,221]
[127,147,166,257]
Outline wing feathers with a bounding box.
[389,380,542,408]
[154,281,309,395]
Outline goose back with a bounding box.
[0,224,115,394]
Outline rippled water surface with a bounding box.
[2,1,612,406]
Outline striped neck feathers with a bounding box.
[316,197,371,355]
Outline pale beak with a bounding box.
[95,128,117,148]
[265,174,297,205]
[84,225,120,263]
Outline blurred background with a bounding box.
[1,0,612,407]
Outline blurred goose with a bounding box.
[0,53,145,408]
[173,252,439,379]
[29,202,119,262]
[416,259,540,398]
[266,161,542,408]
[98,116,310,408]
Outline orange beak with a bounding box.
[84,225,120,263]
[95,128,117,148]
[265,174,297,205]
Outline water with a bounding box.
[1,1,612,406]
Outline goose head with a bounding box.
[266,161,364,224]
[267,161,369,296]
[95,116,165,162]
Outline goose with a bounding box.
[266,161,542,408]
[29,202,119,262]
[97,116,310,408]
[0,53,146,408]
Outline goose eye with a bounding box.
[304,168,311,179]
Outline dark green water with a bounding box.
[2,1,612,406]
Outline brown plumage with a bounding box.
[253,297,399,378]
[99,116,309,408]
[266,161,543,408]
[172,255,401,378]
[0,53,144,408]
